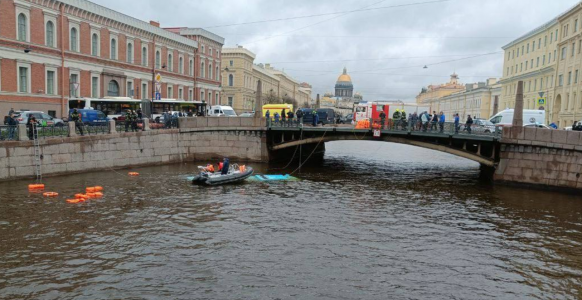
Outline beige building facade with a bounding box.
[221,46,311,113]
[416,74,465,105]
[430,79,501,121]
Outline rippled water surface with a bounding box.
[1,141,582,300]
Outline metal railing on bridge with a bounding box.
[268,118,501,137]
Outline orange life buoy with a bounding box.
[86,193,97,198]
[28,184,45,190]
[43,192,59,197]
[86,187,96,193]
[75,193,88,199]
[67,199,81,203]
[94,192,103,198]
[128,172,139,176]
[94,186,103,192]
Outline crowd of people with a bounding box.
[266,108,316,126]
[571,121,582,131]
[376,110,474,134]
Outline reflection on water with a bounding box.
[1,141,581,299]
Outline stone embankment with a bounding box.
[495,127,582,190]
[0,117,267,181]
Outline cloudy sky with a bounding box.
[94,0,579,102]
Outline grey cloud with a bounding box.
[93,0,579,101]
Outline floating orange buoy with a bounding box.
[86,193,97,198]
[28,184,45,190]
[75,194,88,200]
[94,186,103,192]
[43,192,59,197]
[66,199,81,203]
[94,192,103,198]
[86,187,96,193]
[128,172,139,176]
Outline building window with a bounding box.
[155,51,161,69]
[543,55,546,65]
[538,38,541,49]
[209,64,213,79]
[228,74,234,86]
[18,13,27,41]
[208,92,211,104]
[92,34,99,56]
[554,50,557,61]
[127,81,133,97]
[576,19,579,32]
[179,57,183,74]
[46,70,55,95]
[127,43,133,63]
[46,21,54,47]
[550,32,554,43]
[142,83,148,100]
[70,73,79,97]
[201,62,205,77]
[92,77,98,98]
[201,45,205,54]
[527,43,529,53]
[228,96,233,107]
[168,86,173,98]
[189,89,193,101]
[142,47,148,66]
[189,59,193,76]
[573,43,576,57]
[70,28,78,52]
[559,74,563,86]
[168,54,173,72]
[562,47,566,60]
[179,88,183,100]
[200,91,204,102]
[111,39,117,60]
[525,61,528,70]
[229,60,233,67]
[216,66,219,81]
[216,94,219,105]
[536,57,539,67]
[108,80,119,96]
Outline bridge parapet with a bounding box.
[179,117,267,130]
[496,127,582,190]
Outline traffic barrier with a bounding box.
[42,192,59,197]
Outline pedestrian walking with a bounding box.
[287,110,294,126]
[70,108,84,136]
[438,111,445,133]
[274,112,280,125]
[454,113,460,134]
[466,114,474,134]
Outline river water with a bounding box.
[1,141,581,300]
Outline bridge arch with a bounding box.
[270,134,497,167]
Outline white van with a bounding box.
[488,109,546,127]
[207,105,237,117]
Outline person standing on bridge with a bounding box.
[312,110,319,127]
[454,113,460,134]
[420,111,429,132]
[466,114,474,134]
[274,112,280,125]
[281,109,286,127]
[400,111,407,130]
[438,112,445,133]
[430,111,438,131]
[287,110,294,126]
[296,108,303,126]
[379,110,386,129]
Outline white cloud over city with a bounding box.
[93,0,579,102]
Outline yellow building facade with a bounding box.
[431,79,501,121]
[500,2,582,128]
[221,46,311,113]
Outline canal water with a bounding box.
[1,141,581,300]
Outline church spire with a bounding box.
[343,67,347,75]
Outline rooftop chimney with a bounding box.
[150,21,160,28]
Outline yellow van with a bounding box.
[262,104,293,118]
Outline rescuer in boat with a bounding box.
[221,158,230,175]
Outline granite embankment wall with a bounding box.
[495,127,582,190]
[0,117,268,181]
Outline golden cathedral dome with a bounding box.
[336,67,352,83]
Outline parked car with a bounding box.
[239,111,255,117]
[207,105,237,117]
[338,114,354,124]
[14,111,65,127]
[68,109,109,126]
[524,123,552,129]
[300,108,336,125]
